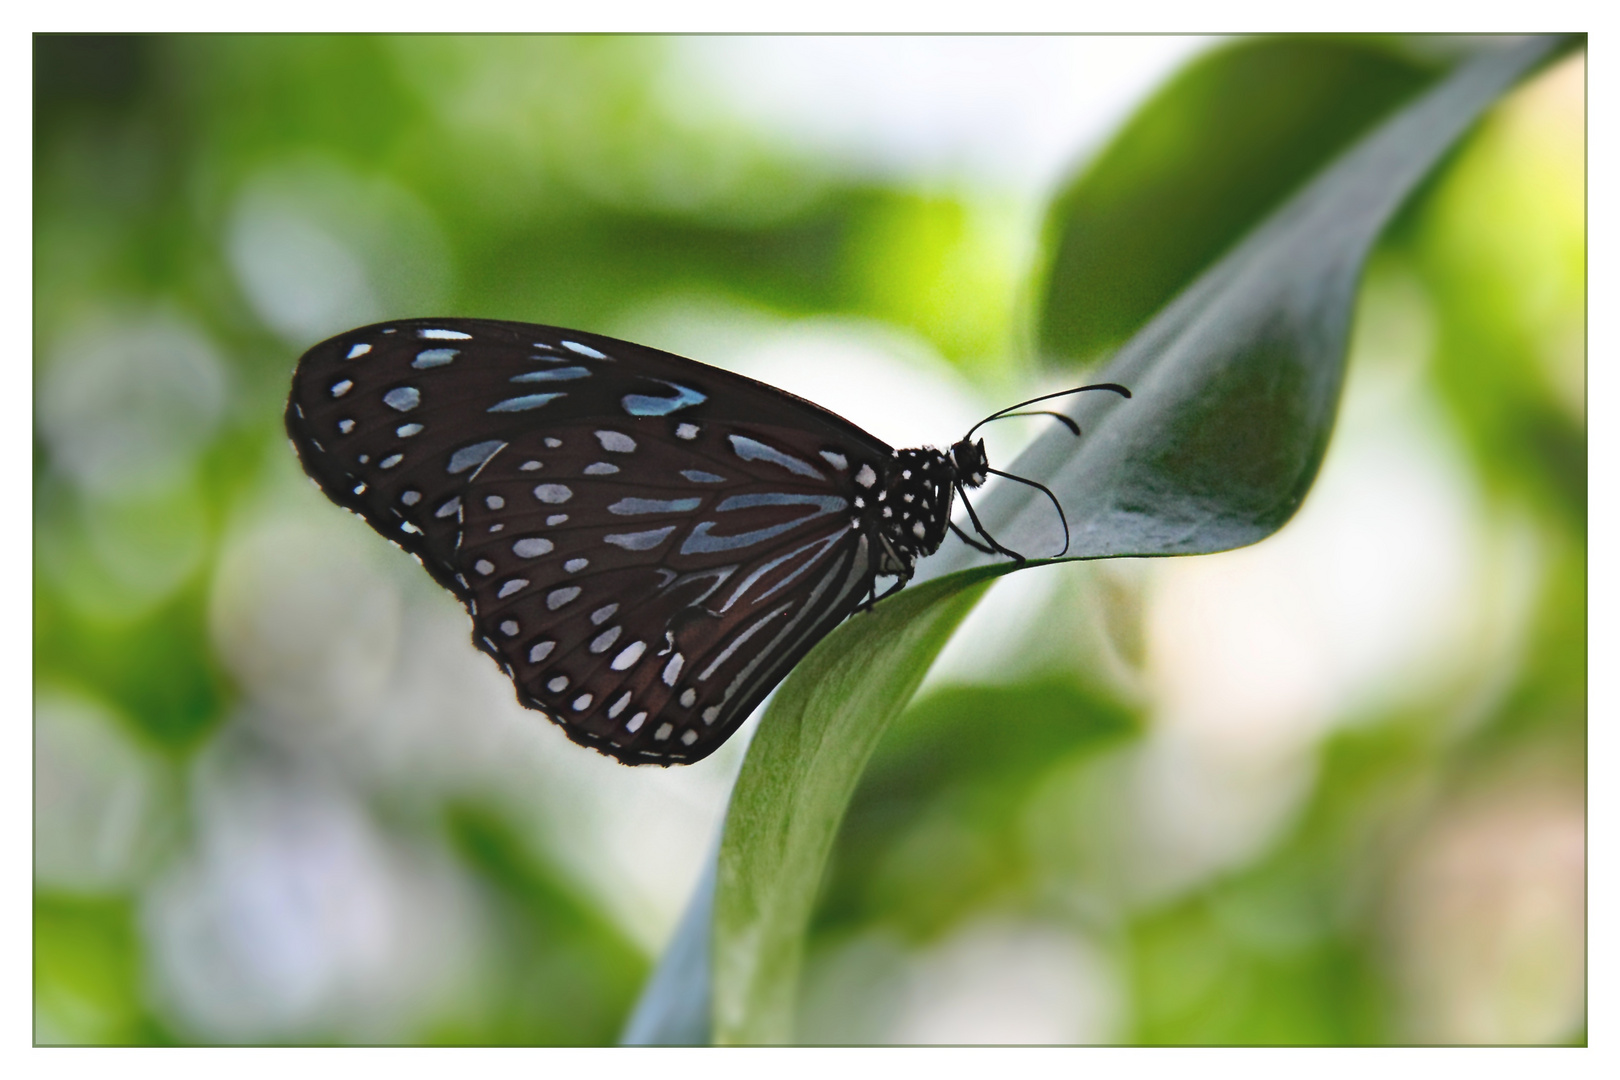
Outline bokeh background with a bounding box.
[33,35,1584,1045]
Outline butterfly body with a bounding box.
[286,318,977,765]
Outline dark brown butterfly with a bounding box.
[286,318,1126,765]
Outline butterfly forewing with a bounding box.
[286,318,894,764]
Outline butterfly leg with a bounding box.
[949,520,1000,555]
[954,483,1027,562]
[864,568,913,610]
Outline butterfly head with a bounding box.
[949,436,990,489]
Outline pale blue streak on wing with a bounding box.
[603,526,679,551]
[608,497,704,516]
[511,366,592,383]
[622,379,707,416]
[727,435,825,479]
[697,603,795,680]
[488,393,565,413]
[680,493,848,555]
[447,440,506,474]
[718,528,850,612]
[718,542,867,713]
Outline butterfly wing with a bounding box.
[286,318,893,764]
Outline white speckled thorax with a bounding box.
[865,447,957,577]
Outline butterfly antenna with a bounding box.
[985,409,1080,436]
[965,382,1130,441]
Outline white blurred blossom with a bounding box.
[39,309,227,496]
[226,159,449,346]
[142,739,486,1043]
[34,690,169,893]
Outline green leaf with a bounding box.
[931,34,1577,571]
[716,567,1006,1044]
[1036,35,1443,366]
[620,566,1006,1046]
[625,34,1576,1047]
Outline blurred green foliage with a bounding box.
[34,34,1583,1045]
[35,894,174,1045]
[436,805,648,1044]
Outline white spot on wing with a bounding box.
[548,676,568,692]
[497,579,528,598]
[611,641,646,671]
[855,464,877,488]
[419,328,472,340]
[396,423,423,437]
[675,423,699,440]
[595,430,637,453]
[681,729,699,746]
[654,722,673,741]
[590,626,622,653]
[383,387,420,411]
[564,558,588,573]
[608,692,632,719]
[512,537,553,558]
[562,340,607,358]
[584,462,619,475]
[412,348,457,369]
[346,343,371,359]
[533,484,573,504]
[529,641,555,663]
[627,711,647,733]
[662,653,684,686]
[546,586,581,610]
[820,450,848,470]
[330,379,353,397]
[679,689,696,707]
[499,620,519,636]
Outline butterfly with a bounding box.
[286,318,1127,765]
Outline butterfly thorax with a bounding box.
[862,446,961,577]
